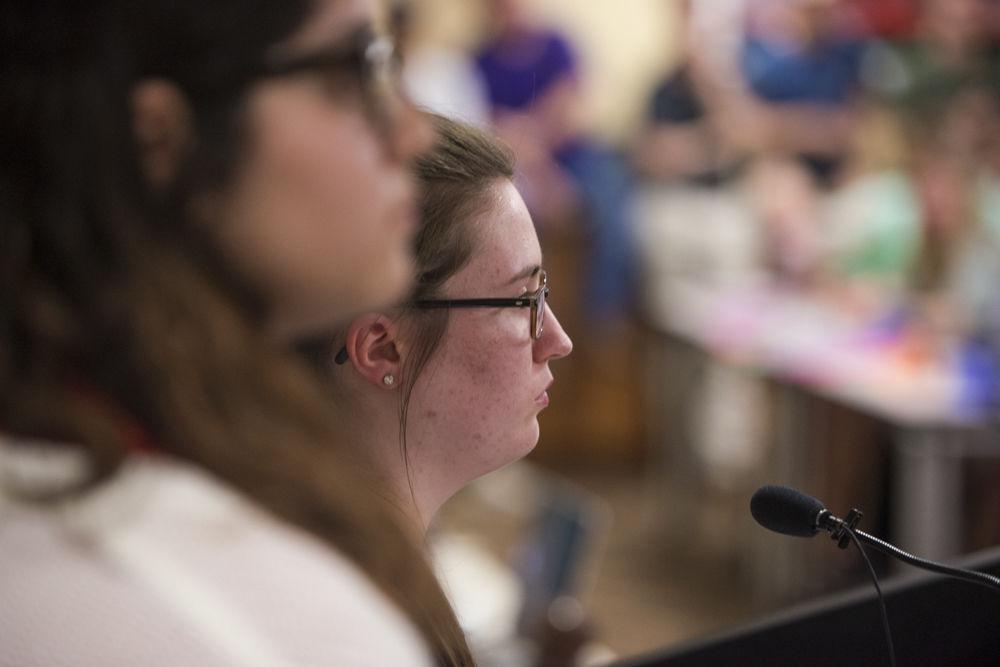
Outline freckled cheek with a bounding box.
[440,323,534,430]
[453,332,516,385]
[462,353,533,428]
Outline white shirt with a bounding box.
[0,440,432,667]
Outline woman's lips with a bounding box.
[535,379,553,406]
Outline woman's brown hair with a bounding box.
[1,3,471,664]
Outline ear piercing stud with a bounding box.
[383,374,395,386]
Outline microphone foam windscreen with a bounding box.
[750,485,825,537]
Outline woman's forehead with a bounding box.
[448,182,541,291]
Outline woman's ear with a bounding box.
[131,79,194,189]
[343,314,404,390]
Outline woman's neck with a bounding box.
[337,396,432,534]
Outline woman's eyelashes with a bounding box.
[520,277,542,296]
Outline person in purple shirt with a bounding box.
[475,0,635,327]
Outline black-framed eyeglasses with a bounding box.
[413,270,549,340]
[255,26,400,137]
[333,271,549,366]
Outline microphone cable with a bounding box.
[845,528,896,667]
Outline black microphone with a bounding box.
[750,485,832,537]
[750,485,1000,592]
[752,485,901,667]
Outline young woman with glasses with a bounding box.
[1,1,473,664]
[327,115,573,533]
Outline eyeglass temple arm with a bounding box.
[412,297,534,309]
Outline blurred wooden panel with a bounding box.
[532,221,646,468]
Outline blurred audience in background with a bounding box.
[632,0,1000,360]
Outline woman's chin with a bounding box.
[515,424,541,459]
[477,431,540,480]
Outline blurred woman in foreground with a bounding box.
[0,1,473,664]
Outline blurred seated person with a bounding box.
[474,0,635,325]
[691,0,869,187]
[665,0,871,287]
[814,0,999,299]
[633,61,741,187]
[908,87,1000,335]
[633,0,742,186]
[822,101,921,300]
[861,0,999,126]
[822,84,1000,360]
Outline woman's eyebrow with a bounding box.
[505,264,542,285]
[271,22,373,63]
[309,23,373,57]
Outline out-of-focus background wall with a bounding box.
[395,0,1000,663]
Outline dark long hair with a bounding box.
[1,3,471,664]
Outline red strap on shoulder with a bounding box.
[68,379,161,455]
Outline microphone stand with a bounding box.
[817,509,1000,593]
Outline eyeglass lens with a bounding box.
[361,38,401,139]
[534,282,547,340]
[262,32,403,142]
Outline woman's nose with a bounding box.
[535,307,572,363]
